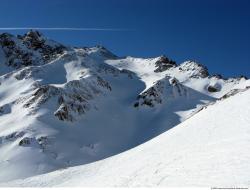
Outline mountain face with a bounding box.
[0,31,249,183]
[4,85,250,187]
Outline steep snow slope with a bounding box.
[4,88,250,187]
[0,31,249,183]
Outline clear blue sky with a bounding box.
[0,0,249,77]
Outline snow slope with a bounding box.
[4,87,250,187]
[0,30,249,184]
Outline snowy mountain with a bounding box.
[4,86,250,187]
[0,31,249,185]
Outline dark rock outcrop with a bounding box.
[23,76,111,122]
[154,56,176,72]
[207,85,219,92]
[0,30,66,68]
[134,77,187,108]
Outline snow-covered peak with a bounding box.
[178,60,209,78]
[76,45,117,60]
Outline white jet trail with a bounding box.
[0,27,130,31]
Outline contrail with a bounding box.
[0,27,131,31]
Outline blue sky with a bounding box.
[0,0,249,77]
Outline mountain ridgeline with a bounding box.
[0,30,249,183]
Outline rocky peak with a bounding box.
[25,30,43,39]
[23,30,66,60]
[22,30,46,50]
[0,32,38,67]
[154,55,176,73]
[178,61,209,78]
[0,30,66,68]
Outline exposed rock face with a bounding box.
[24,85,61,108]
[18,136,50,151]
[0,33,35,67]
[154,56,176,72]
[97,76,112,91]
[19,137,34,146]
[22,31,45,50]
[178,61,209,78]
[22,30,66,61]
[207,85,219,92]
[136,84,163,107]
[0,30,66,68]
[134,77,187,107]
[23,76,111,121]
[54,104,74,121]
[0,131,25,144]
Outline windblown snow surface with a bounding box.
[0,31,249,187]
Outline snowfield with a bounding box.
[3,88,250,187]
[0,31,249,186]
